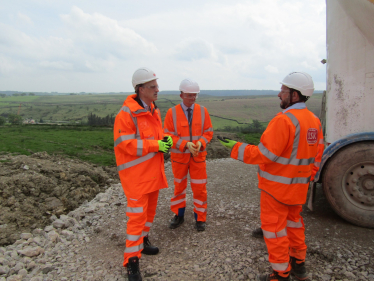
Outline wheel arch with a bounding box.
[314,132,374,183]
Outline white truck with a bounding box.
[310,0,374,228]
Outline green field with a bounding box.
[0,125,115,166]
[0,93,323,165]
[0,93,322,129]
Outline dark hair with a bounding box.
[290,88,309,102]
[135,84,143,95]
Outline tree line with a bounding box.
[87,113,115,126]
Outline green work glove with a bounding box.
[217,136,237,149]
[158,139,172,153]
[163,136,173,147]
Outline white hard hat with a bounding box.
[280,72,314,97]
[179,78,200,94]
[132,67,158,89]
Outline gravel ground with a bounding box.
[1,158,374,281]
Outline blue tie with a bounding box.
[187,108,192,123]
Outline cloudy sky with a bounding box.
[0,0,326,93]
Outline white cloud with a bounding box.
[60,6,157,59]
[0,0,326,92]
[17,12,33,25]
[265,65,279,74]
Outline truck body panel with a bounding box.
[326,0,374,144]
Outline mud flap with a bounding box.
[307,182,316,211]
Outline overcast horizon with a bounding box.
[0,0,326,93]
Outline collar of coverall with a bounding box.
[282,102,306,114]
[180,102,195,111]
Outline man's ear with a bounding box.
[291,91,299,102]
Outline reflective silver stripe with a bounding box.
[137,139,143,157]
[114,134,136,147]
[200,136,208,144]
[319,139,324,144]
[262,228,287,239]
[200,105,205,135]
[141,230,148,237]
[171,198,186,205]
[117,152,157,171]
[271,262,289,271]
[126,234,142,241]
[171,148,190,154]
[175,175,188,183]
[119,106,131,115]
[190,179,207,184]
[258,143,315,166]
[126,207,143,213]
[164,128,176,135]
[194,207,206,213]
[172,106,178,136]
[133,108,148,114]
[176,139,183,149]
[314,161,321,168]
[181,136,200,141]
[124,243,144,253]
[259,169,310,185]
[287,219,303,228]
[204,127,213,133]
[118,106,140,139]
[145,222,152,227]
[193,199,207,205]
[238,143,247,161]
[172,190,186,200]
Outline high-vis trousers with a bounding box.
[170,159,207,221]
[123,190,159,266]
[260,191,307,274]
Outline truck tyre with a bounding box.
[322,142,374,228]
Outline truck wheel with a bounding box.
[322,142,374,228]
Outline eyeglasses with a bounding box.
[142,85,159,90]
[184,93,198,99]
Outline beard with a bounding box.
[280,97,290,109]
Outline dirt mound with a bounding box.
[0,152,120,246]
[0,132,242,246]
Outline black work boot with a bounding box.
[290,257,308,280]
[251,227,264,238]
[256,270,290,281]
[195,221,206,231]
[169,215,184,229]
[126,256,142,281]
[141,235,159,255]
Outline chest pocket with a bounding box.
[179,120,189,136]
[139,120,154,139]
[194,122,202,135]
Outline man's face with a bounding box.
[180,92,197,107]
[140,80,159,104]
[278,85,291,109]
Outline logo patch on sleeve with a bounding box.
[307,128,318,144]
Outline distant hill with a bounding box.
[0,90,324,96]
[159,90,324,96]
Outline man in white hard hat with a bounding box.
[113,67,173,281]
[163,78,213,231]
[218,72,324,281]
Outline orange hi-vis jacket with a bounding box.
[231,103,324,205]
[114,94,168,198]
[164,103,213,163]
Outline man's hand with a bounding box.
[195,141,202,152]
[186,142,198,156]
[164,136,173,147]
[217,136,237,149]
[158,139,172,153]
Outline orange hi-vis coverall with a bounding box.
[230,103,324,274]
[164,103,213,222]
[113,94,168,266]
